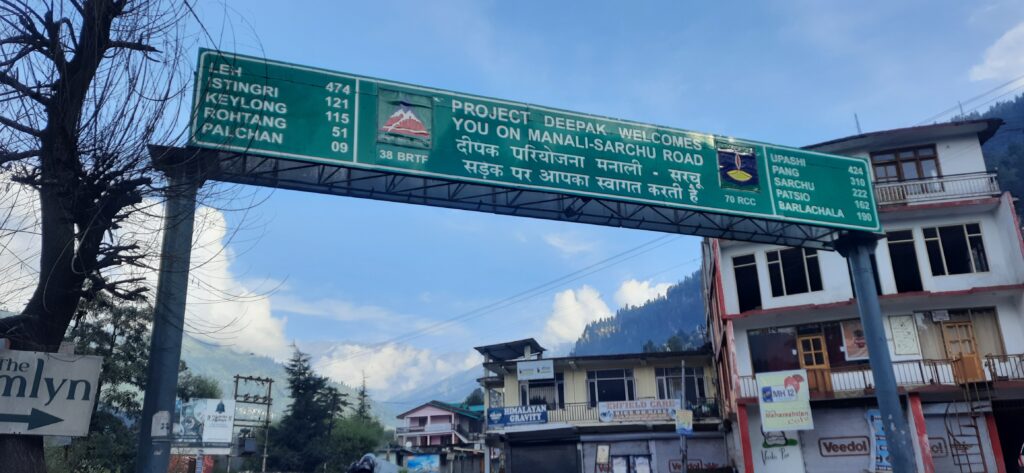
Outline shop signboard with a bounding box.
[517,359,554,381]
[598,399,679,423]
[755,369,814,431]
[486,405,547,427]
[191,50,880,233]
[407,454,441,473]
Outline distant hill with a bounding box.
[384,367,481,417]
[179,336,398,427]
[572,270,705,356]
[961,93,1024,217]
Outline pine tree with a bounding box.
[354,372,372,421]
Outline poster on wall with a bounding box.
[407,454,441,473]
[756,369,813,431]
[887,315,921,356]
[841,319,869,360]
[866,409,894,472]
[172,398,236,454]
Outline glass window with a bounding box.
[519,373,564,409]
[587,369,635,407]
[886,230,923,293]
[684,367,706,402]
[733,254,762,312]
[870,145,940,182]
[766,248,822,297]
[656,367,682,400]
[923,224,989,276]
[748,327,799,373]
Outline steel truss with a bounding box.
[154,146,846,250]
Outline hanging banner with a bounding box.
[675,408,694,436]
[598,399,680,423]
[756,369,813,431]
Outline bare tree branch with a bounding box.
[0,115,41,136]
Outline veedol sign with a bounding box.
[190,50,880,233]
[0,349,102,436]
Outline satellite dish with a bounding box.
[405,441,412,448]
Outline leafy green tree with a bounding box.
[177,369,223,401]
[464,388,485,406]
[642,339,660,353]
[665,335,686,352]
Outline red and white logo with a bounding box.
[379,106,429,138]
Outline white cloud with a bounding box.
[615,279,671,309]
[0,180,290,359]
[272,294,400,322]
[970,21,1024,81]
[541,286,612,346]
[310,342,480,395]
[543,232,597,256]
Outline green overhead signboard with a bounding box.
[190,49,880,233]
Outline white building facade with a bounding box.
[703,119,1024,473]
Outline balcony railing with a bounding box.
[396,422,454,435]
[488,398,720,429]
[874,172,999,206]
[738,359,959,398]
[985,354,1024,381]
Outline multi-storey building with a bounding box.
[395,401,484,471]
[704,118,1024,473]
[476,338,729,473]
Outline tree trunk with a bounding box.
[0,435,46,473]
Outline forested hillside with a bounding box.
[572,270,705,356]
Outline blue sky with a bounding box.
[175,0,1024,395]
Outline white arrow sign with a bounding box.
[0,348,102,436]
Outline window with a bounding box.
[587,369,635,407]
[871,145,940,183]
[519,373,564,409]
[656,367,682,400]
[733,254,762,312]
[923,224,989,275]
[886,230,923,292]
[684,367,707,401]
[748,327,799,373]
[766,248,823,297]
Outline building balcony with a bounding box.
[738,355,1024,400]
[396,422,455,435]
[874,172,1000,206]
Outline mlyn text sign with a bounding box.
[190,50,880,233]
[0,349,102,436]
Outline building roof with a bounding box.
[483,345,712,371]
[473,338,546,361]
[805,118,1003,155]
[395,400,483,420]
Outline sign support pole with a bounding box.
[679,359,688,473]
[835,232,916,473]
[136,148,211,473]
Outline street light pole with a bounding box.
[835,232,916,473]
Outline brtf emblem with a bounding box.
[717,142,759,192]
[377,89,432,149]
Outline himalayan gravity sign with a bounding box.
[756,369,814,431]
[487,405,548,427]
[190,50,880,233]
[0,349,102,436]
